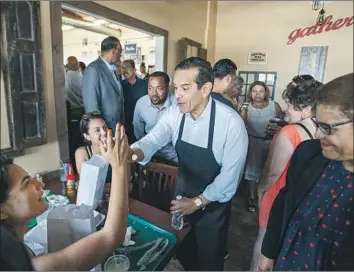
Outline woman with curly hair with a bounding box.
[251,76,322,270]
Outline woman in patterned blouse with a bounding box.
[258,73,354,271]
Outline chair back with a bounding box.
[136,162,178,212]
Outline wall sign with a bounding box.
[248,50,268,65]
[287,15,354,45]
[124,43,137,54]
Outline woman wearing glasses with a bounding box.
[251,77,321,270]
[258,73,354,271]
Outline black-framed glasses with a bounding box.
[311,117,353,135]
[82,111,101,120]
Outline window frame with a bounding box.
[238,71,278,103]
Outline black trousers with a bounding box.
[177,203,231,271]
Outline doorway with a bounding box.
[49,2,168,163]
[61,5,165,73]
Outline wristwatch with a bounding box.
[194,197,205,210]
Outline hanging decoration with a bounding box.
[317,9,326,25]
[311,1,327,25]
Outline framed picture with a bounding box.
[298,46,328,82]
[248,50,268,65]
[124,43,137,54]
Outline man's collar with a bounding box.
[186,97,211,121]
[100,56,115,71]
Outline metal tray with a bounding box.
[103,213,178,271]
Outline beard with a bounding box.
[150,94,168,106]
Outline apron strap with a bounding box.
[178,113,186,140]
[177,99,216,149]
[208,99,216,150]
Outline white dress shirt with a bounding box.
[131,97,249,203]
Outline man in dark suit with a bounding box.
[121,59,148,143]
[82,36,124,130]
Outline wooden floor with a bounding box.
[224,183,259,271]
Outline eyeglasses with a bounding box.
[82,111,101,120]
[311,117,353,135]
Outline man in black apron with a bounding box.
[129,57,248,271]
[172,98,231,270]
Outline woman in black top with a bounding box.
[75,112,112,183]
[259,73,354,271]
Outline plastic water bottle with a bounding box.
[171,195,184,230]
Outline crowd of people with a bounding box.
[1,34,353,271]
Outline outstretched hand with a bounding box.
[99,123,129,168]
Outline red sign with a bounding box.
[287,15,354,45]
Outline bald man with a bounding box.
[65,56,84,120]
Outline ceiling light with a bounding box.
[62,25,75,31]
[93,19,108,25]
[317,9,326,25]
[107,23,121,29]
[311,0,322,11]
[82,16,96,22]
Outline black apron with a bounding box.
[175,99,231,271]
[85,145,112,183]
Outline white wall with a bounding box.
[97,1,210,74]
[62,28,157,67]
[215,1,354,105]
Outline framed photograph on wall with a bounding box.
[298,46,328,82]
[124,43,137,54]
[248,50,268,65]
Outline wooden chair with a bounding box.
[135,162,178,212]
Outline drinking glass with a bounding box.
[104,255,130,271]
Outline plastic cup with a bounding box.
[104,255,130,271]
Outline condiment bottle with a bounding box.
[66,163,75,197]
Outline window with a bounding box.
[1,1,46,157]
[238,71,277,102]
